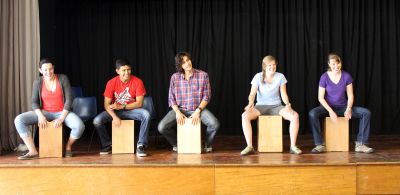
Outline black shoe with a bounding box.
[136,145,147,157]
[65,150,73,158]
[99,146,112,155]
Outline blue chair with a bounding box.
[72,96,97,151]
[71,87,83,98]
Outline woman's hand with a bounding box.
[244,102,254,111]
[329,111,338,122]
[344,108,352,120]
[284,104,294,115]
[38,115,48,129]
[53,117,65,128]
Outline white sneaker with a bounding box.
[355,142,374,153]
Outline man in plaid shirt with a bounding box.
[158,52,220,152]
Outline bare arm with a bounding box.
[280,84,294,113]
[104,97,119,120]
[124,96,144,110]
[344,84,354,120]
[245,85,258,110]
[279,84,291,106]
[318,87,338,121]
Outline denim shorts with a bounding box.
[255,104,284,115]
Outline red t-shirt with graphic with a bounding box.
[103,75,146,105]
[41,75,64,112]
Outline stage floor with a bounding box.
[1,135,399,166]
[1,135,400,194]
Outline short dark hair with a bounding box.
[39,58,54,69]
[115,59,131,69]
[175,52,191,73]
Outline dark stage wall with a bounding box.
[39,0,400,135]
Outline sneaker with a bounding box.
[355,142,374,153]
[99,146,112,155]
[240,146,255,156]
[18,153,39,160]
[203,145,213,153]
[311,145,326,153]
[290,146,302,155]
[172,145,177,152]
[136,145,148,157]
[65,150,73,158]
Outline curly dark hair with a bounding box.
[175,52,192,73]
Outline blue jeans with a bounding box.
[308,106,371,145]
[93,108,151,148]
[157,109,220,147]
[14,110,85,139]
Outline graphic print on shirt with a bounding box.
[114,87,132,104]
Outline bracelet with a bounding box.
[197,107,203,112]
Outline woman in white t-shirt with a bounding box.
[240,55,302,155]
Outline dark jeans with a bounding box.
[93,108,151,148]
[157,109,219,147]
[308,106,371,145]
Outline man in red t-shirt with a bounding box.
[93,59,151,157]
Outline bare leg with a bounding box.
[66,137,77,151]
[241,108,261,147]
[279,109,300,147]
[20,136,38,155]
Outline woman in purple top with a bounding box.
[309,53,374,153]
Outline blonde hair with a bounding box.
[261,55,277,84]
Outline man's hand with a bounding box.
[112,117,122,127]
[109,103,124,110]
[176,111,186,125]
[190,110,201,125]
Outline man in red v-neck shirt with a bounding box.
[93,59,150,157]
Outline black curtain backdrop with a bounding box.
[39,0,400,135]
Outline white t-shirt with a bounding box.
[251,72,287,105]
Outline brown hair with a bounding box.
[261,55,277,84]
[39,58,54,69]
[175,52,192,73]
[327,53,342,71]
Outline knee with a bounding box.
[14,114,22,126]
[308,110,317,119]
[292,112,299,122]
[241,112,250,121]
[363,109,371,119]
[210,119,220,131]
[141,110,151,121]
[157,122,166,134]
[77,121,85,132]
[92,116,102,127]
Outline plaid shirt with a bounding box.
[168,69,211,111]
